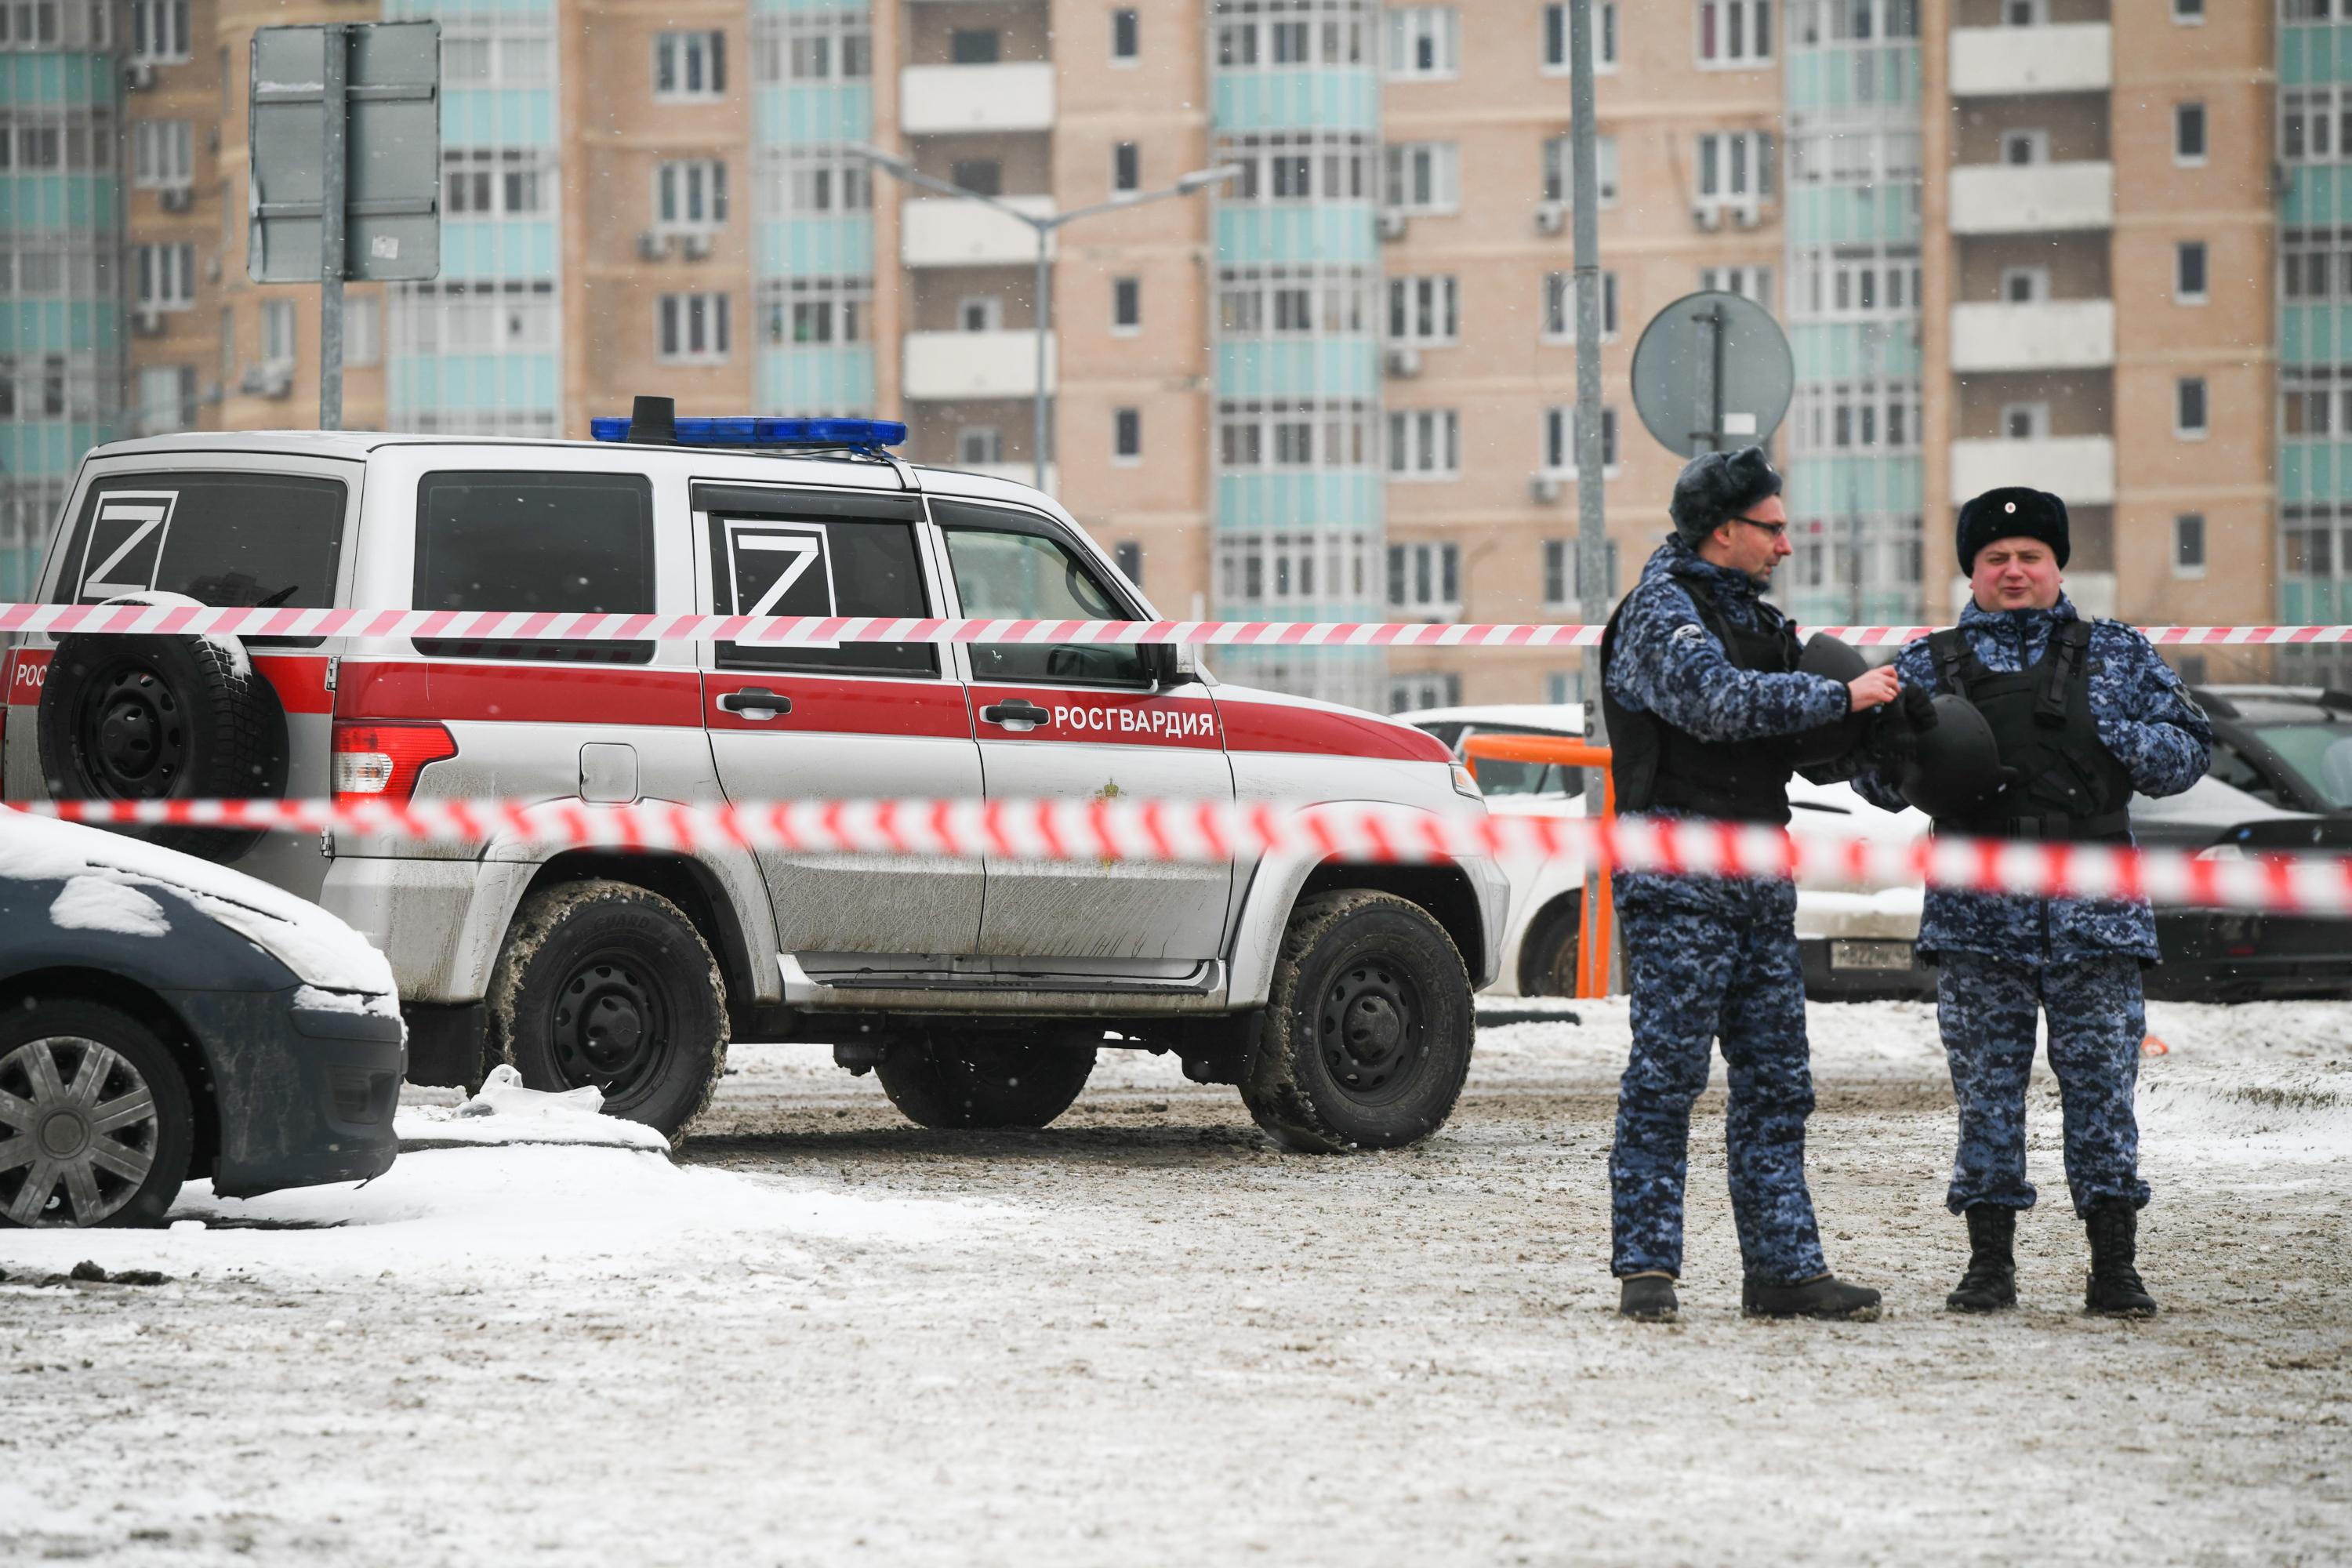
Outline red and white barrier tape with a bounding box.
[10,797,2351,916]
[6,601,2352,649]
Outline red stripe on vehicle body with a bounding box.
[705,673,975,739]
[967,684,1223,750]
[336,660,706,727]
[252,655,335,715]
[1217,700,1453,763]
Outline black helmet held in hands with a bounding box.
[1897,694,2009,820]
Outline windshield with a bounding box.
[2253,722,2352,809]
[1450,725,1585,800]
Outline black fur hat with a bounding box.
[1956,487,2069,573]
[1669,446,1782,546]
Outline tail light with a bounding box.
[333,721,458,805]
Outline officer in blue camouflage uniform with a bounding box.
[1853,488,2211,1317]
[1600,447,1894,1323]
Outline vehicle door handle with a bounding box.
[717,688,792,719]
[981,699,1051,729]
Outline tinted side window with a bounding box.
[935,500,1147,688]
[56,470,347,637]
[413,472,656,664]
[708,510,937,677]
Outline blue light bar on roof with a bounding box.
[589,415,909,448]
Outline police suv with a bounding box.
[2,410,1506,1151]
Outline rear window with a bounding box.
[413,472,656,664]
[2252,721,2352,810]
[55,470,347,613]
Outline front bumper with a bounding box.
[167,986,405,1200]
[2146,911,2352,1001]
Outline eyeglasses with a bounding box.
[1730,513,1788,539]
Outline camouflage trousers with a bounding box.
[1936,952,2151,1218]
[1610,883,1827,1285]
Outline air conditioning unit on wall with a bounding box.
[1384,346,1421,379]
[1376,209,1409,241]
[158,185,194,213]
[1530,473,1566,505]
[1693,205,1722,231]
[680,232,713,262]
[637,230,673,262]
[1534,202,1566,236]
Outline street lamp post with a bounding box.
[855,146,1242,491]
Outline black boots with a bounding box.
[2084,1197,2159,1318]
[1947,1206,2019,1313]
[1618,1273,1679,1322]
[1741,1274,1882,1320]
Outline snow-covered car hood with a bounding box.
[0,811,395,994]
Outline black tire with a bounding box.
[1241,890,1474,1153]
[871,1029,1098,1130]
[1517,895,1582,999]
[0,1000,193,1229]
[488,880,728,1140]
[38,632,287,862]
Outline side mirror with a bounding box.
[1141,643,1196,690]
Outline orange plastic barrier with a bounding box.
[1461,734,1615,999]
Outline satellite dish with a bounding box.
[1629,290,1794,459]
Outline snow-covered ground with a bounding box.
[5,999,2348,1565]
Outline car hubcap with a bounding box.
[0,1036,160,1227]
[1317,956,1424,1103]
[550,952,671,1105]
[80,663,185,797]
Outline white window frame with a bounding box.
[1999,266,2051,303]
[129,0,187,64]
[1386,275,1459,346]
[1543,270,1618,342]
[1543,405,1619,477]
[1110,7,1140,64]
[1542,538,1621,609]
[1698,265,1773,309]
[2173,513,2207,579]
[2001,401,2051,441]
[1387,541,1462,620]
[1112,408,1144,465]
[2172,0,2204,20]
[261,298,297,368]
[1388,672,1461,714]
[655,30,727,102]
[132,119,191,189]
[1386,408,1461,481]
[134,241,194,310]
[1695,0,1773,68]
[654,159,729,235]
[2175,102,2208,167]
[1112,142,1141,194]
[957,295,1004,333]
[1385,6,1458,82]
[2176,376,2209,439]
[1694,130,1776,212]
[957,426,1002,466]
[1111,276,1142,336]
[1382,141,1459,215]
[1542,2,1617,76]
[2174,241,2209,304]
[344,292,381,368]
[1541,134,1619,206]
[2000,128,2051,166]
[659,292,732,364]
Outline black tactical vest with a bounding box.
[1602,573,1804,825]
[1928,619,2135,842]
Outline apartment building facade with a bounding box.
[6,2,2298,703]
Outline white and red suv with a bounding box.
[2,412,1505,1150]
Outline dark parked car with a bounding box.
[0,812,405,1228]
[2192,684,2352,815]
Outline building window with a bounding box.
[2002,0,2048,22]
[129,0,187,63]
[753,15,871,82]
[1695,131,1776,211]
[1542,2,1617,74]
[1112,142,1140,194]
[1541,134,1619,205]
[262,299,296,368]
[655,30,727,100]
[1544,270,1619,340]
[1542,538,1621,608]
[1799,250,1920,318]
[1113,408,1142,463]
[132,119,191,189]
[2176,241,2208,303]
[1698,265,1773,308]
[949,27,999,64]
[1113,540,1143,584]
[2283,87,2352,165]
[2175,102,2207,165]
[1999,128,2049,166]
[2000,266,2050,303]
[133,365,195,435]
[659,292,731,363]
[956,426,1002,466]
[2174,514,2206,578]
[1216,12,1368,68]
[2172,0,2203,20]
[1388,542,1462,619]
[957,295,1003,332]
[1112,277,1142,335]
[1388,673,1461,713]
[1387,275,1459,345]
[1387,409,1460,479]
[1383,141,1460,213]
[2176,376,2209,437]
[1544,405,1619,476]
[1218,270,1372,338]
[1112,9,1139,61]
[655,160,729,234]
[443,30,554,85]
[445,149,551,217]
[1696,0,1773,67]
[345,293,381,368]
[1216,398,1378,470]
[2002,401,2050,441]
[757,278,871,348]
[1385,6,1458,80]
[134,242,194,310]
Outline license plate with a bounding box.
[1830,940,1914,971]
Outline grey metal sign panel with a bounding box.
[249,21,441,284]
[1629,290,1794,459]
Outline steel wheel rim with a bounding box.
[0,1036,162,1227]
[78,660,187,799]
[1316,952,1426,1105]
[549,946,674,1106]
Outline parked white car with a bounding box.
[1405,703,1934,998]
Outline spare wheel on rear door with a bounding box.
[38,597,288,862]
